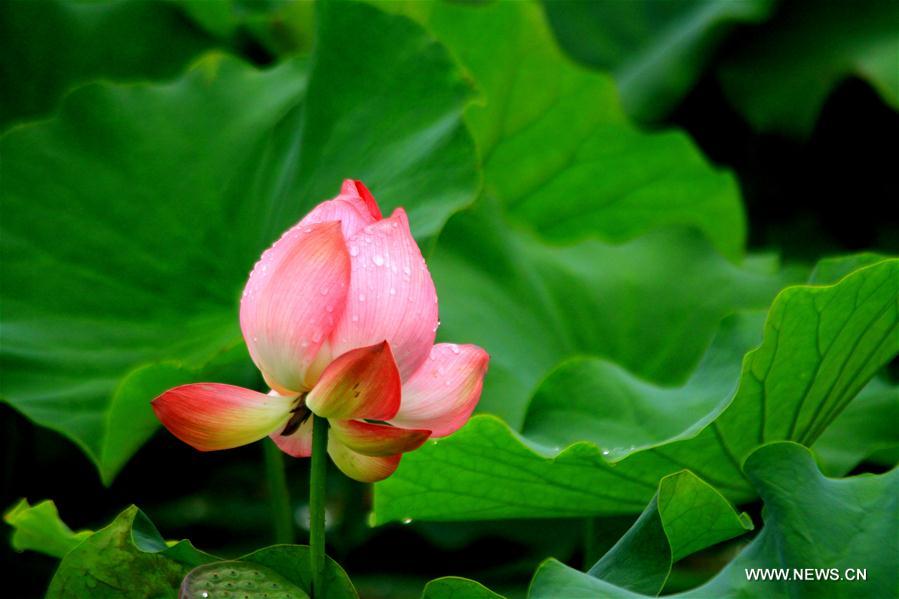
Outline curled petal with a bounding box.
[305,341,401,420]
[152,384,293,451]
[240,221,350,394]
[330,420,430,457]
[340,179,383,221]
[328,437,402,483]
[392,343,489,437]
[330,208,438,380]
[270,416,314,457]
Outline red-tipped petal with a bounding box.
[330,420,430,457]
[340,179,383,221]
[305,341,402,420]
[328,438,401,483]
[392,343,489,437]
[330,208,438,381]
[240,221,350,394]
[270,416,314,457]
[152,384,293,451]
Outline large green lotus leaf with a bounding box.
[0,0,215,129]
[46,506,217,598]
[718,0,899,136]
[375,0,746,260]
[529,442,899,598]
[4,499,92,559]
[0,0,478,483]
[588,470,752,595]
[374,259,898,522]
[420,577,505,599]
[425,200,800,428]
[41,505,356,599]
[813,376,899,476]
[540,0,776,122]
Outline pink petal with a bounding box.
[270,416,313,457]
[392,343,489,437]
[328,437,402,483]
[299,192,377,240]
[240,221,350,394]
[151,384,293,451]
[305,341,401,421]
[329,208,438,381]
[330,419,430,457]
[340,179,383,221]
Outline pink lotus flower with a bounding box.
[152,181,488,482]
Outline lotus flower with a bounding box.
[152,181,488,482]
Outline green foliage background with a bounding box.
[1,1,896,597]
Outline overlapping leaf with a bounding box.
[718,0,899,136]
[0,0,215,129]
[374,259,898,522]
[376,0,746,259]
[0,1,478,482]
[530,442,899,598]
[540,0,776,122]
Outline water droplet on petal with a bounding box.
[372,255,385,266]
[389,287,396,295]
[358,293,366,302]
[349,246,359,256]
[449,343,460,354]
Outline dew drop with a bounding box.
[351,315,359,322]
[401,517,413,525]
[349,246,359,256]
[389,287,396,295]
[403,266,411,276]
[372,255,385,266]
[601,449,610,456]
[358,293,366,302]
[326,305,334,313]
[449,343,460,354]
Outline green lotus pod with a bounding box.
[180,560,309,599]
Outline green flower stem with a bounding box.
[309,414,329,597]
[263,439,294,544]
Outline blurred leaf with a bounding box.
[374,259,898,521]
[0,0,214,129]
[377,0,747,259]
[718,0,899,136]
[3,499,92,559]
[0,1,478,482]
[47,506,217,598]
[421,576,505,599]
[589,470,752,595]
[813,377,899,476]
[177,0,315,57]
[530,442,899,598]
[540,0,776,122]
